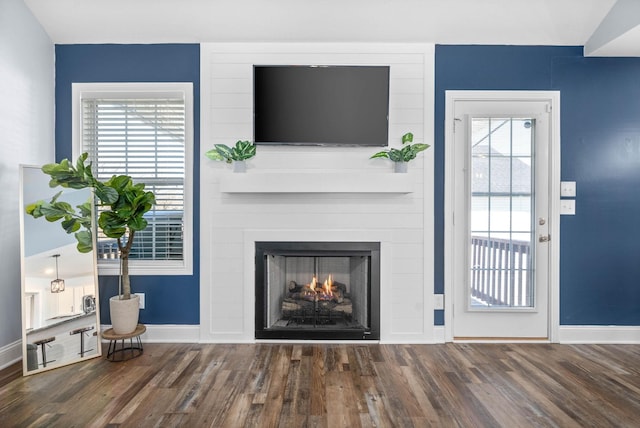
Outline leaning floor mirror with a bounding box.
[20,165,101,375]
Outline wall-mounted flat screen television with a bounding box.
[254,65,390,146]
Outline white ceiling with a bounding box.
[22,0,637,56]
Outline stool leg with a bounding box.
[107,340,115,360]
[80,333,85,357]
[40,343,47,368]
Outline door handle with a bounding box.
[539,234,550,242]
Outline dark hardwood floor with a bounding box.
[1,342,639,427]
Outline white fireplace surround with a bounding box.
[199,43,436,343]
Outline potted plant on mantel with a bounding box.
[205,140,256,172]
[25,153,155,334]
[370,132,430,173]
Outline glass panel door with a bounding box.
[446,92,558,341]
[469,117,534,309]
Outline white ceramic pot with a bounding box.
[233,160,247,173]
[394,162,408,173]
[109,294,140,334]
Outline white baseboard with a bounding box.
[559,326,640,344]
[433,326,446,343]
[379,330,445,344]
[101,324,200,343]
[0,340,22,370]
[95,324,640,345]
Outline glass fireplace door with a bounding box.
[255,242,380,340]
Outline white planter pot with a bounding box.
[233,160,247,173]
[394,162,408,173]
[109,294,140,334]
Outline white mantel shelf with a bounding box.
[219,172,414,194]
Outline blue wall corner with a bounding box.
[435,45,640,326]
[56,44,201,325]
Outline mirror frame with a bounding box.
[19,164,102,375]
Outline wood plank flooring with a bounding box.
[1,343,639,427]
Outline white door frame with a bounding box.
[444,90,561,343]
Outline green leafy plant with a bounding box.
[205,140,256,163]
[26,191,94,253]
[370,132,430,162]
[25,153,155,300]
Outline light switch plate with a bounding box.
[434,294,444,310]
[560,199,576,215]
[560,181,576,197]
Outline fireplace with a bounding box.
[255,242,380,340]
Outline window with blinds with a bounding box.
[82,97,185,262]
[74,83,193,275]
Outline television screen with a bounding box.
[254,65,390,146]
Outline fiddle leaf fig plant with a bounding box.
[25,190,94,253]
[370,132,430,162]
[205,140,256,163]
[25,153,155,300]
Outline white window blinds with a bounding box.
[81,97,186,261]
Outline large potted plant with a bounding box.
[205,140,256,172]
[370,132,430,173]
[26,153,155,334]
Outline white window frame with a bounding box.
[72,82,194,276]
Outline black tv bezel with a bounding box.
[252,65,390,147]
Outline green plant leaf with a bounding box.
[40,200,74,222]
[107,175,132,193]
[401,132,414,145]
[75,230,93,253]
[128,216,148,231]
[214,144,234,163]
[205,148,225,161]
[77,200,92,218]
[370,151,390,159]
[234,140,256,160]
[94,182,119,204]
[98,211,127,238]
[61,217,81,233]
[25,201,44,217]
[410,143,430,157]
[388,149,404,162]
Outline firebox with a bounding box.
[255,242,380,340]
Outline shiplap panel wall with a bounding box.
[200,44,435,342]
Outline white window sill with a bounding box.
[98,260,192,276]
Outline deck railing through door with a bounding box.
[470,236,532,307]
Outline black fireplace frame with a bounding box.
[255,241,381,340]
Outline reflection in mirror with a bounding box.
[20,165,101,375]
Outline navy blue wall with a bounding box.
[435,45,640,326]
[55,44,200,325]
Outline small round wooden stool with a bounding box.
[102,324,146,362]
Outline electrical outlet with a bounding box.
[434,294,444,310]
[560,199,576,215]
[135,293,145,309]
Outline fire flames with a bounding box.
[305,274,334,301]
